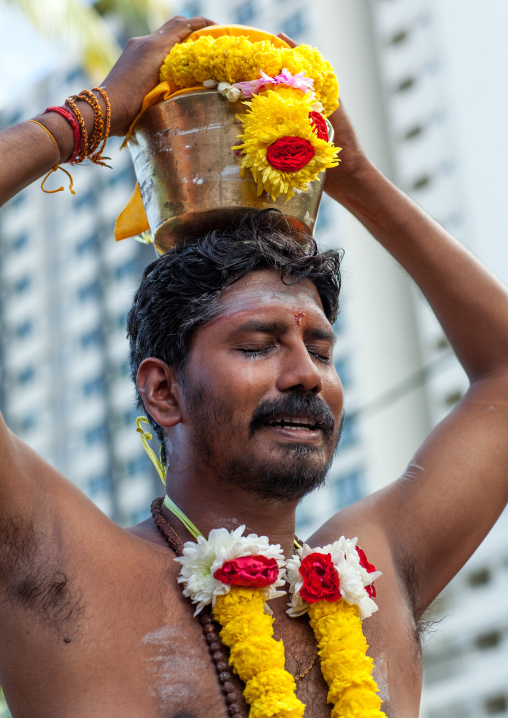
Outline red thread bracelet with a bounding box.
[44,106,82,164]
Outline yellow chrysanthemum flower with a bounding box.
[234,85,340,201]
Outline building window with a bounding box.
[404,124,424,141]
[128,506,150,525]
[13,276,31,295]
[15,320,33,339]
[334,356,350,388]
[180,1,201,19]
[339,414,356,448]
[109,164,135,187]
[121,407,139,427]
[19,415,36,432]
[113,258,138,281]
[125,456,147,477]
[233,0,256,25]
[484,695,508,715]
[116,360,131,378]
[389,29,409,45]
[334,469,364,510]
[75,190,95,210]
[11,233,29,252]
[75,234,98,256]
[315,196,331,233]
[83,376,106,397]
[332,314,344,336]
[87,473,110,496]
[17,366,35,386]
[85,424,108,445]
[282,12,307,40]
[78,280,101,302]
[396,76,416,93]
[475,630,502,651]
[411,174,432,191]
[80,328,102,349]
[444,389,462,408]
[468,567,491,588]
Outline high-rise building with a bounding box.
[0,66,160,528]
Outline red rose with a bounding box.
[309,111,329,141]
[299,552,342,603]
[266,136,315,172]
[213,555,279,587]
[356,546,377,598]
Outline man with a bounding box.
[1,15,508,718]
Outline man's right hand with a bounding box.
[102,16,215,137]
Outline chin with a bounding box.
[222,447,333,503]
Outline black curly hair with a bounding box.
[127,210,343,447]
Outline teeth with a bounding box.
[267,417,315,429]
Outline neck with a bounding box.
[161,469,299,558]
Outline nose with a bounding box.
[275,342,323,395]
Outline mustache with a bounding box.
[249,392,336,441]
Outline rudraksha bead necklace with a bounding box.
[151,497,243,716]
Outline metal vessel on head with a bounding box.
[128,91,332,256]
[125,25,338,256]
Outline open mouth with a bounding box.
[265,416,319,431]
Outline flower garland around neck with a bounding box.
[159,34,340,201]
[137,417,386,717]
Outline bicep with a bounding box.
[380,374,508,610]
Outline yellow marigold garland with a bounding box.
[213,587,305,717]
[159,36,339,117]
[308,601,386,718]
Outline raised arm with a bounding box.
[322,104,508,612]
[0,16,214,206]
[0,16,214,567]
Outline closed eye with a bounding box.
[238,346,275,358]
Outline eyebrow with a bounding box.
[229,319,336,344]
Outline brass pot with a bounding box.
[128,89,331,255]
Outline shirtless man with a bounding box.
[1,15,508,718]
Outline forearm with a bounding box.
[0,102,99,206]
[330,161,508,382]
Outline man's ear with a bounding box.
[136,358,183,428]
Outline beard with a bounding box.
[183,380,343,502]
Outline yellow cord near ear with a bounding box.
[136,417,204,539]
[136,416,167,485]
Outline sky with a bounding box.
[1,0,507,280]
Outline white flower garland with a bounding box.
[176,525,286,614]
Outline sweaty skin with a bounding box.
[2,16,508,718]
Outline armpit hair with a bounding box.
[400,554,444,654]
[0,514,83,633]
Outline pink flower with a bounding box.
[232,69,315,100]
[274,68,315,94]
[213,555,279,587]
